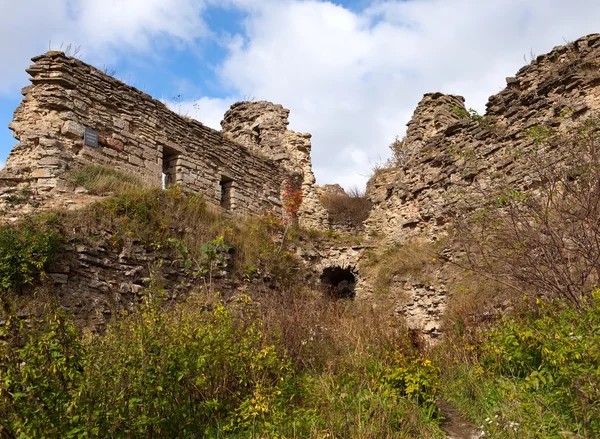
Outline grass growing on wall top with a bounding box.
[69,164,147,195]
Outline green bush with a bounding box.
[0,294,308,438]
[83,293,302,437]
[0,310,86,438]
[384,354,440,417]
[0,289,447,438]
[305,365,443,439]
[443,293,600,438]
[0,219,61,295]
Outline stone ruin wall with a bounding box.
[220,102,330,230]
[8,35,599,337]
[0,51,328,223]
[362,34,600,337]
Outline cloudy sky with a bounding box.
[1,0,599,188]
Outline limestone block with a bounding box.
[31,169,52,178]
[61,120,84,138]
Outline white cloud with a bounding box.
[0,0,209,94]
[73,0,209,53]
[164,96,236,130]
[0,159,4,171]
[2,0,600,190]
[216,0,600,188]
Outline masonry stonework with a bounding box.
[3,35,600,339]
[362,33,600,337]
[221,102,330,230]
[0,51,327,222]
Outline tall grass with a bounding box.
[0,166,447,437]
[69,164,147,194]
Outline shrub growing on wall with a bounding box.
[320,187,371,228]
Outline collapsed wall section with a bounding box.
[1,51,287,217]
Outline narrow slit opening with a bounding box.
[220,176,234,210]
[162,146,180,189]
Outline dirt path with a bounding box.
[437,400,483,439]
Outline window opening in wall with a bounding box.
[220,176,234,210]
[162,146,180,189]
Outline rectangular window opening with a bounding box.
[162,146,180,189]
[220,176,234,210]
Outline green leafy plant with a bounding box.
[169,235,231,292]
[449,105,497,130]
[0,309,86,438]
[385,354,441,416]
[0,219,61,295]
[443,294,600,438]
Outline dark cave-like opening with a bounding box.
[320,266,356,299]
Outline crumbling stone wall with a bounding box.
[0,52,297,218]
[363,33,600,336]
[368,34,600,245]
[221,102,330,230]
[315,184,368,235]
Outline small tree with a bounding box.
[387,136,409,167]
[282,175,303,223]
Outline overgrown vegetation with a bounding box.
[454,114,600,307]
[0,167,445,438]
[69,164,146,194]
[0,288,444,438]
[61,173,302,288]
[3,111,600,438]
[440,294,600,438]
[449,105,497,130]
[0,217,61,296]
[387,136,409,168]
[360,240,444,297]
[319,187,372,228]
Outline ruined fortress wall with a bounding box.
[362,34,600,336]
[221,102,331,230]
[1,51,287,216]
[366,34,600,245]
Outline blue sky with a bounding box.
[1,0,600,188]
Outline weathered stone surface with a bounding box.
[362,33,600,337]
[0,52,329,225]
[315,184,368,234]
[221,102,330,230]
[4,35,600,340]
[42,233,236,332]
